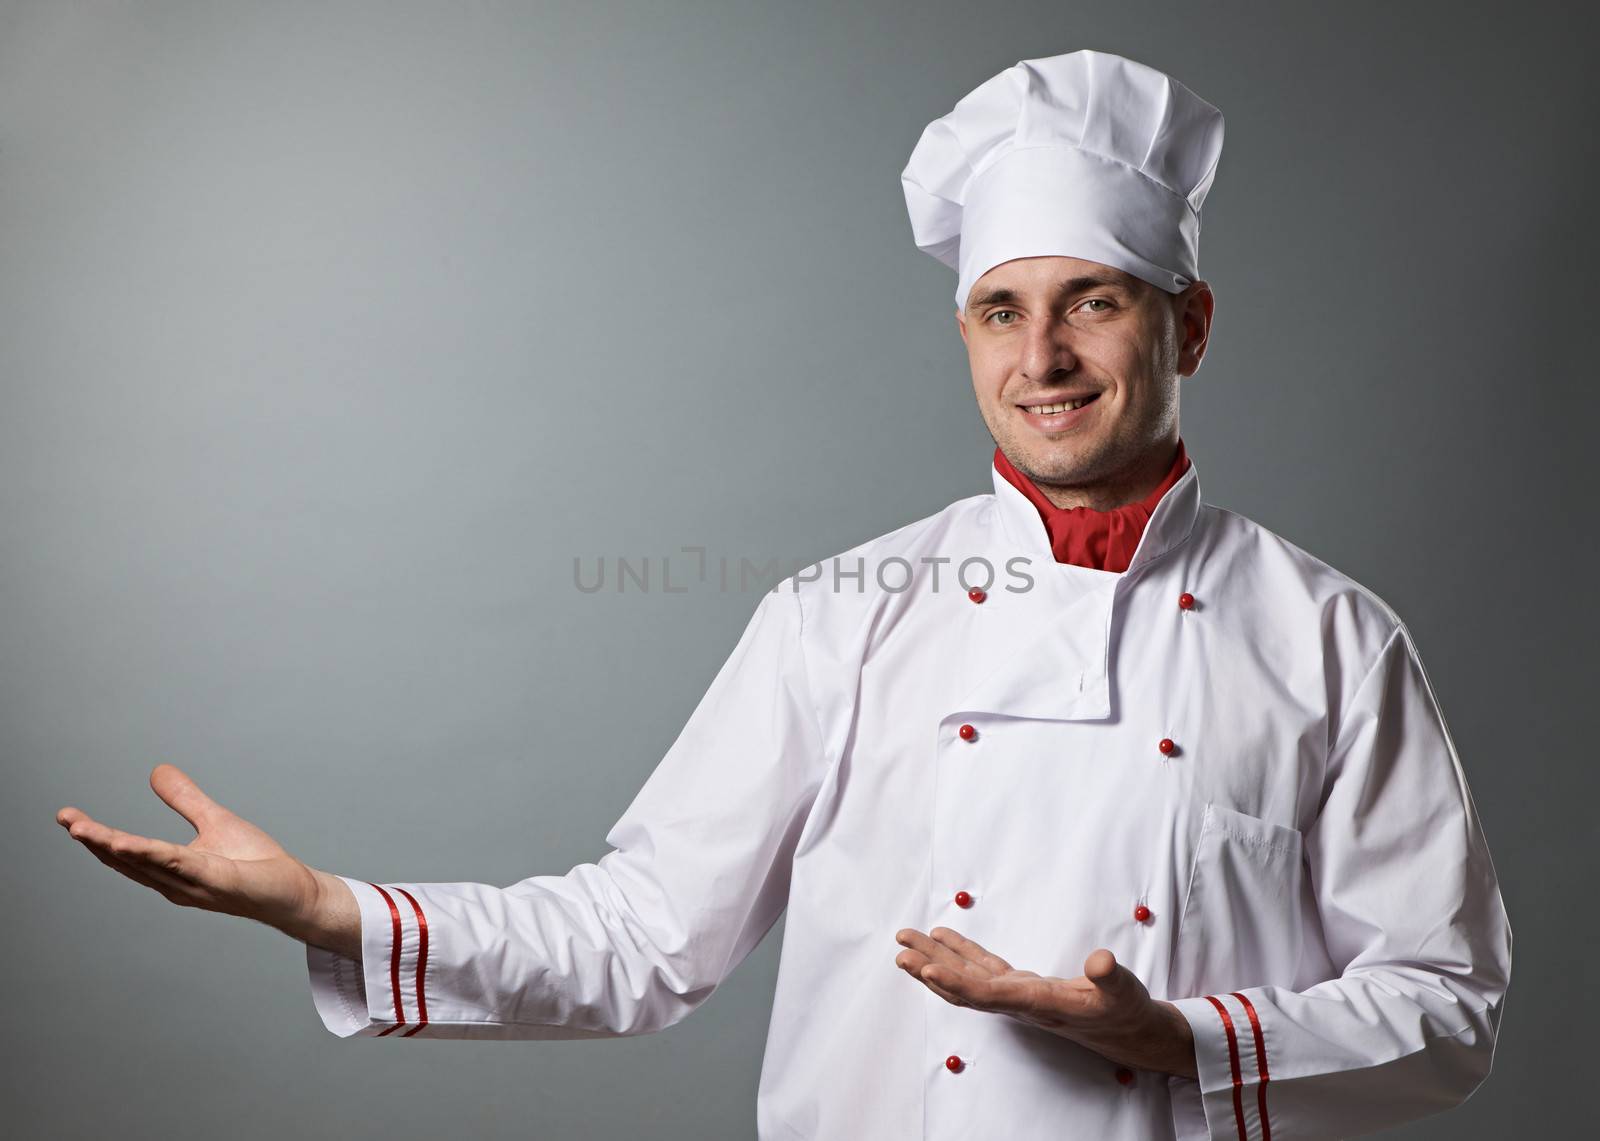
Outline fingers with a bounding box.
[894,929,953,967]
[898,955,1046,1018]
[76,833,204,906]
[928,927,1014,974]
[63,813,201,885]
[149,763,221,834]
[914,968,974,1008]
[894,927,993,978]
[892,946,972,1007]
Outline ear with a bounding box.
[1173,283,1214,378]
[955,307,968,346]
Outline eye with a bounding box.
[1080,298,1114,313]
[986,309,1019,326]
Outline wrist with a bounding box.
[284,868,362,961]
[1148,1000,1199,1079]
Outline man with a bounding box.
[56,49,1510,1140]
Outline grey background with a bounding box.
[3,1,1589,1137]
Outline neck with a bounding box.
[991,437,1191,574]
[1024,439,1183,512]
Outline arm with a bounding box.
[305,585,831,1038]
[1167,622,1513,1139]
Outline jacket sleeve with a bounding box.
[1167,620,1513,1139]
[305,585,831,1039]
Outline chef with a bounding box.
[58,48,1511,1141]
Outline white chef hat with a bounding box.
[901,49,1225,312]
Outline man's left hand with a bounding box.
[893,926,1198,1079]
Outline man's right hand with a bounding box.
[56,763,360,960]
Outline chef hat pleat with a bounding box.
[901,50,1225,312]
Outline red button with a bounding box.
[1115,1066,1135,1085]
[1133,904,1152,923]
[958,723,976,741]
[968,588,987,604]
[1178,592,1195,610]
[946,1054,964,1073]
[1158,738,1176,756]
[954,890,973,908]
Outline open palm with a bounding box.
[57,762,320,929]
[893,926,1197,1077]
[895,926,1137,1032]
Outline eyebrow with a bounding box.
[967,273,1137,313]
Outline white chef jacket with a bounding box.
[308,455,1512,1141]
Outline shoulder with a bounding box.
[1193,502,1404,661]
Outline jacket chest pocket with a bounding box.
[1170,802,1306,997]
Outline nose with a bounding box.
[1017,317,1079,382]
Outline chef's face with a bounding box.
[956,255,1212,502]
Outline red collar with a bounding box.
[992,440,1191,572]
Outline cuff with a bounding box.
[1169,993,1271,1141]
[305,874,431,1038]
[306,939,369,1037]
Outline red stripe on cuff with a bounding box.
[365,882,407,1035]
[394,887,430,1038]
[1231,991,1271,1141]
[1204,994,1247,1141]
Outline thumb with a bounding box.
[150,763,224,833]
[1084,948,1129,996]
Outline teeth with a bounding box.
[1030,396,1095,414]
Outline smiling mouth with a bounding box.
[1021,393,1101,413]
